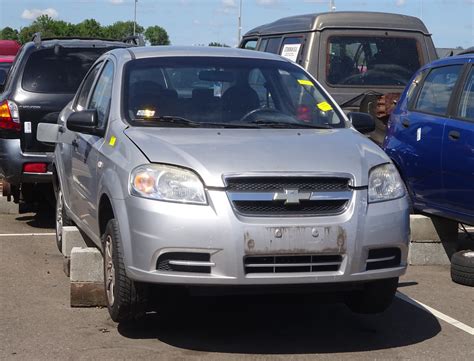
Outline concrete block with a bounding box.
[408,242,457,265]
[410,214,458,242]
[70,247,103,282]
[70,247,106,307]
[409,215,459,265]
[62,226,87,257]
[0,197,18,215]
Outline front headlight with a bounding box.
[368,163,405,203]
[130,164,207,205]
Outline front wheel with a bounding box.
[344,277,398,314]
[103,219,148,322]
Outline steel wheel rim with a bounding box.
[55,190,63,246]
[104,234,115,306]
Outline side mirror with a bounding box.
[348,112,375,134]
[66,110,104,136]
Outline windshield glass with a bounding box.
[327,36,421,87]
[124,57,345,128]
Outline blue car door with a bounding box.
[395,64,463,208]
[442,64,474,222]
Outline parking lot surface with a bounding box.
[0,208,473,361]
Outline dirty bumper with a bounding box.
[120,190,409,285]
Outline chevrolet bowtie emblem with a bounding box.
[273,189,311,205]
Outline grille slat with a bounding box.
[226,177,350,192]
[226,176,351,217]
[244,254,343,274]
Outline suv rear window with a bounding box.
[327,36,421,87]
[22,47,108,93]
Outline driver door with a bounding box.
[70,60,114,235]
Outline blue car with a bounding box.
[384,54,474,225]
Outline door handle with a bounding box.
[402,119,410,128]
[448,130,460,141]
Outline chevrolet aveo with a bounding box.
[38,46,410,322]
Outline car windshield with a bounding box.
[327,36,421,87]
[124,56,345,128]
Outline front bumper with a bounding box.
[0,138,53,184]
[115,189,410,286]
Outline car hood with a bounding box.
[124,127,389,187]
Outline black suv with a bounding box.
[0,33,138,212]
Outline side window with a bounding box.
[279,37,303,63]
[75,62,103,110]
[264,37,282,54]
[88,61,114,129]
[257,38,268,51]
[414,65,462,115]
[241,39,258,50]
[456,67,474,121]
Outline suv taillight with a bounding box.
[0,100,20,131]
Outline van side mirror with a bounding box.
[348,112,375,134]
[66,110,104,137]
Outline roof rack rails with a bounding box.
[32,32,42,48]
[122,35,145,46]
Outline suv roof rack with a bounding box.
[30,32,145,48]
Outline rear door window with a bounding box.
[326,36,422,86]
[22,47,108,93]
[264,37,282,54]
[280,37,303,63]
[414,65,462,115]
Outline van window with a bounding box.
[326,36,422,87]
[22,47,107,93]
[241,39,258,50]
[280,37,303,62]
[264,37,282,54]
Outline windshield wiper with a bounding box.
[248,120,332,129]
[132,116,201,127]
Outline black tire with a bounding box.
[344,277,398,314]
[451,250,474,287]
[102,219,148,322]
[55,186,73,254]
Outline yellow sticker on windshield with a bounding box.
[109,136,117,147]
[298,79,314,86]
[317,101,333,112]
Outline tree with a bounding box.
[144,26,170,46]
[0,27,19,41]
[208,42,230,47]
[103,21,144,40]
[74,19,104,38]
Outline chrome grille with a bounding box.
[244,254,343,274]
[225,176,352,217]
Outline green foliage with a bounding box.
[144,26,170,46]
[208,42,230,47]
[1,17,167,45]
[0,27,19,41]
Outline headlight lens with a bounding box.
[368,163,405,203]
[130,164,207,205]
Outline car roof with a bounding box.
[24,37,134,50]
[243,11,430,37]
[0,55,15,63]
[121,46,290,62]
[421,53,474,70]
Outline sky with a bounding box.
[0,0,472,48]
